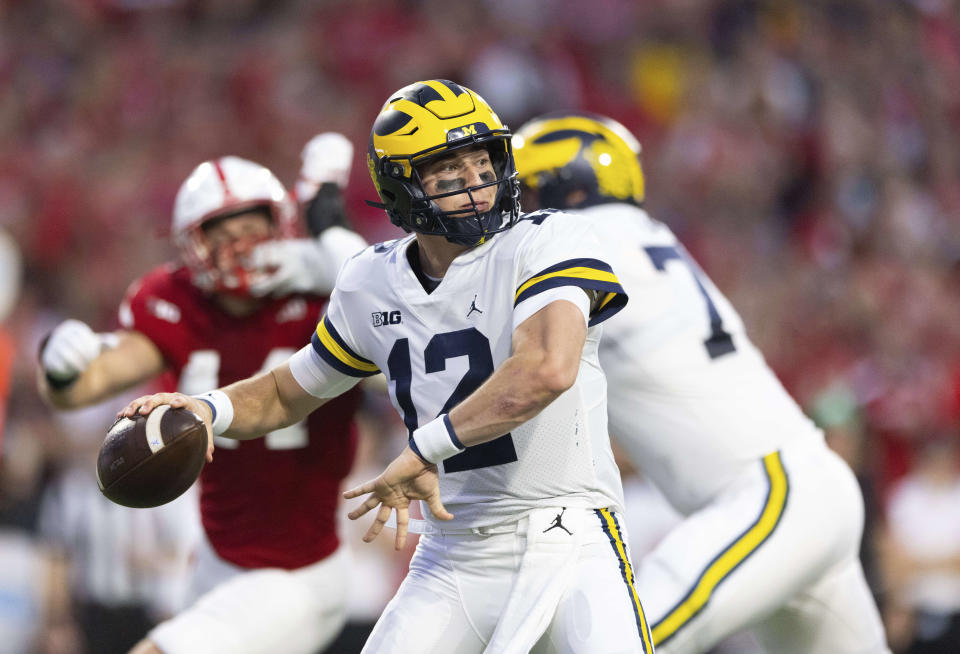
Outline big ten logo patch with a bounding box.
[372,310,402,327]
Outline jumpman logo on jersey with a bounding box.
[467,295,483,318]
[542,507,573,535]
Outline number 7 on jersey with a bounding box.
[644,245,736,359]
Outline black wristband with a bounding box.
[38,332,79,390]
[45,371,79,390]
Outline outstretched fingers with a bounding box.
[424,490,453,522]
[362,504,393,543]
[346,491,382,520]
[342,479,376,501]
[394,505,408,551]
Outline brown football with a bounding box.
[97,406,207,508]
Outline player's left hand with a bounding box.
[343,446,453,550]
[118,392,216,463]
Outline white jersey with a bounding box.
[584,203,824,514]
[290,211,629,529]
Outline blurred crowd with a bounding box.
[3,0,960,652]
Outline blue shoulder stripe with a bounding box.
[515,258,628,326]
[311,315,380,377]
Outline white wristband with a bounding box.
[410,414,465,464]
[193,390,234,437]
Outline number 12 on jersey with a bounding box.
[387,328,518,473]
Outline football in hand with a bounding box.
[97,406,207,508]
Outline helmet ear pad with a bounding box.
[489,145,520,217]
[533,158,598,211]
[376,165,437,233]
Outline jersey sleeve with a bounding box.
[307,289,380,378]
[117,272,183,364]
[291,286,378,398]
[288,342,364,399]
[514,213,628,327]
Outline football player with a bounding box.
[38,145,368,654]
[513,113,891,654]
[116,80,655,654]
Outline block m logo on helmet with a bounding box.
[446,123,487,142]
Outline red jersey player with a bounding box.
[38,150,368,654]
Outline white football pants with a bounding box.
[362,506,654,654]
[149,535,348,654]
[636,440,891,654]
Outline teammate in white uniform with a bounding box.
[513,113,891,654]
[118,80,654,654]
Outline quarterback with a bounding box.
[39,147,367,654]
[120,80,654,654]
[513,113,891,654]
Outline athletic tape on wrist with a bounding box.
[192,390,234,436]
[410,414,464,464]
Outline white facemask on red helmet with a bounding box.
[172,156,297,295]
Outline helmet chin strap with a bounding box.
[432,181,508,246]
[442,208,502,246]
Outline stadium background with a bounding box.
[2,0,960,652]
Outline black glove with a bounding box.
[304,182,351,236]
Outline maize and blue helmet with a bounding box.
[367,80,520,246]
[512,113,645,211]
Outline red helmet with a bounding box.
[172,156,297,294]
